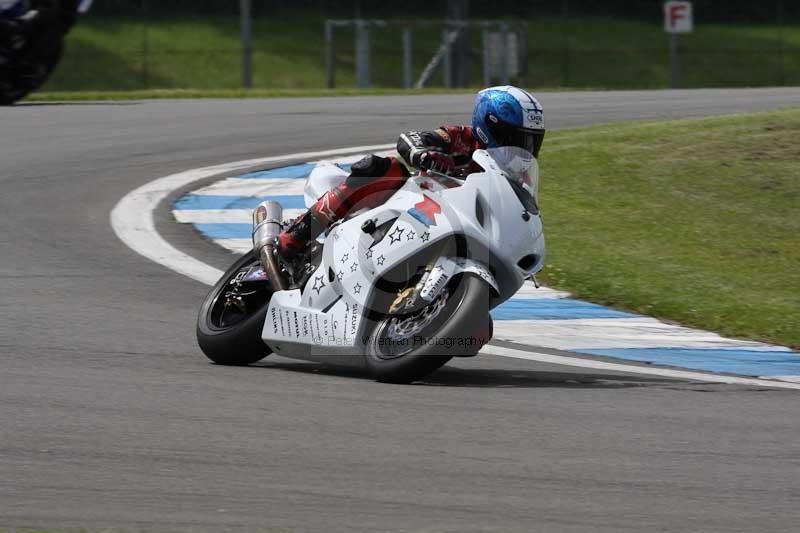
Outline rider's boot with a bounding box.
[277,208,330,261]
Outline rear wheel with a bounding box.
[197,251,273,365]
[366,275,493,384]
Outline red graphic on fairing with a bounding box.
[408,195,442,227]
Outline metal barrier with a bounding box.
[325,19,528,89]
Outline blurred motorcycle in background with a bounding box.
[0,0,92,104]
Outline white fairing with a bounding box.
[420,257,499,301]
[263,148,546,360]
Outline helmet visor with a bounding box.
[487,116,545,158]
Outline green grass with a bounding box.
[539,108,800,349]
[43,14,800,92]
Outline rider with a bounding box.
[0,1,80,54]
[277,85,546,260]
[0,1,33,50]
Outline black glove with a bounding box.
[418,151,456,175]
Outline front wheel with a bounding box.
[197,251,273,365]
[366,275,494,384]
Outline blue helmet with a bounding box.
[471,86,546,158]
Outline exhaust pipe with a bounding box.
[252,201,287,291]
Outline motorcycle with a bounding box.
[0,0,92,105]
[196,146,546,383]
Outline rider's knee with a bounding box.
[347,154,392,186]
[347,154,409,187]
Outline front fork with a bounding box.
[390,256,499,314]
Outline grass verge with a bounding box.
[43,14,800,92]
[540,108,800,349]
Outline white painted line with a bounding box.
[193,177,307,197]
[486,345,800,390]
[173,208,306,225]
[764,376,800,384]
[493,317,778,351]
[112,146,799,389]
[111,144,393,285]
[512,283,571,299]
[212,238,256,255]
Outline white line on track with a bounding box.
[488,346,800,389]
[111,147,800,390]
[111,144,394,285]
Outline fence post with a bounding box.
[355,19,371,88]
[500,22,510,85]
[482,23,490,86]
[777,0,786,86]
[443,25,452,88]
[669,33,681,89]
[141,0,149,88]
[402,25,413,89]
[561,0,571,87]
[447,0,470,87]
[325,20,335,89]
[240,0,253,89]
[519,22,529,87]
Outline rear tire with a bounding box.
[366,275,493,384]
[197,251,273,366]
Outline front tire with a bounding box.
[366,275,493,384]
[197,251,273,365]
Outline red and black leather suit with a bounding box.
[278,125,482,255]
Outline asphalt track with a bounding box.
[2,88,800,532]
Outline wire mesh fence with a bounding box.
[45,0,800,92]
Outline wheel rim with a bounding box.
[207,261,271,332]
[373,289,451,359]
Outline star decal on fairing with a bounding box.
[388,226,405,244]
[420,232,430,243]
[377,255,386,266]
[340,253,349,264]
[408,195,442,227]
[353,283,362,295]
[406,230,416,241]
[365,249,373,259]
[350,262,358,273]
[312,275,326,294]
[337,270,344,281]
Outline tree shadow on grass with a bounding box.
[43,40,170,92]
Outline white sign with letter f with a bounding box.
[664,1,693,34]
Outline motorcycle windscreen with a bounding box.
[479,146,541,213]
